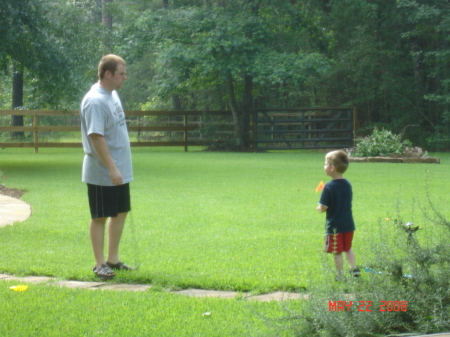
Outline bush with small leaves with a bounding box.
[353,127,408,157]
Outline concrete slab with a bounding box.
[98,284,152,291]
[48,280,106,289]
[175,289,239,299]
[0,275,54,284]
[0,195,32,227]
[248,291,309,302]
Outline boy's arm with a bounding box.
[316,204,328,213]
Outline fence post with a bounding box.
[352,106,357,148]
[33,115,39,153]
[184,113,188,152]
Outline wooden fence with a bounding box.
[0,110,234,153]
[254,107,355,150]
[0,108,355,152]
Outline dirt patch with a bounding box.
[0,185,25,199]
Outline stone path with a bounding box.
[0,194,32,227]
[0,272,305,301]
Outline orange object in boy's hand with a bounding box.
[315,181,324,193]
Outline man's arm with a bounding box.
[89,133,123,185]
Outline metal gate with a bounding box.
[253,108,353,150]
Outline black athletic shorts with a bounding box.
[87,183,131,219]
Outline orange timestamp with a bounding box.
[328,300,408,312]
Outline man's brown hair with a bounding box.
[326,150,349,173]
[98,54,126,80]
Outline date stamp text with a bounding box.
[328,301,408,312]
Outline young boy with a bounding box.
[316,150,360,280]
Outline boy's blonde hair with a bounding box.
[98,54,126,80]
[326,150,349,173]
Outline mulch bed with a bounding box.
[349,157,440,163]
[0,185,25,199]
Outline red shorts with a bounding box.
[325,231,354,253]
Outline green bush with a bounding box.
[276,198,450,336]
[353,127,408,157]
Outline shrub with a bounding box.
[275,198,450,336]
[353,127,408,157]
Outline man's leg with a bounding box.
[90,217,107,268]
[107,212,128,265]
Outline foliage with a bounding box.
[426,128,450,151]
[198,113,236,151]
[2,0,450,147]
[353,127,408,157]
[278,197,450,336]
[308,0,450,148]
[0,0,102,109]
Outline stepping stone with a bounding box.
[1,275,54,284]
[99,284,152,291]
[49,280,106,289]
[175,289,239,299]
[248,291,308,302]
[0,195,32,227]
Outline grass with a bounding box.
[1,280,300,337]
[1,147,450,335]
[0,148,449,291]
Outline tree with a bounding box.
[124,0,330,148]
[0,0,109,125]
[305,0,450,148]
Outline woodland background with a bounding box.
[1,0,449,149]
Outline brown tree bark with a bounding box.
[102,0,113,55]
[226,70,242,147]
[11,64,24,139]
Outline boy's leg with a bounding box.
[344,249,356,269]
[345,248,360,276]
[333,253,344,277]
[90,217,108,268]
[107,212,128,265]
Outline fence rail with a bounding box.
[0,110,235,153]
[1,108,355,152]
[254,107,354,150]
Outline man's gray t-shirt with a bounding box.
[80,83,133,186]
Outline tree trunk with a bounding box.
[411,37,435,129]
[242,74,253,148]
[11,64,24,139]
[102,0,113,55]
[93,0,102,24]
[226,70,242,147]
[162,0,168,8]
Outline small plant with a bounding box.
[353,127,409,157]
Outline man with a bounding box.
[80,54,134,280]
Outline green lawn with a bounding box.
[1,148,449,291]
[1,279,302,337]
[1,148,449,336]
